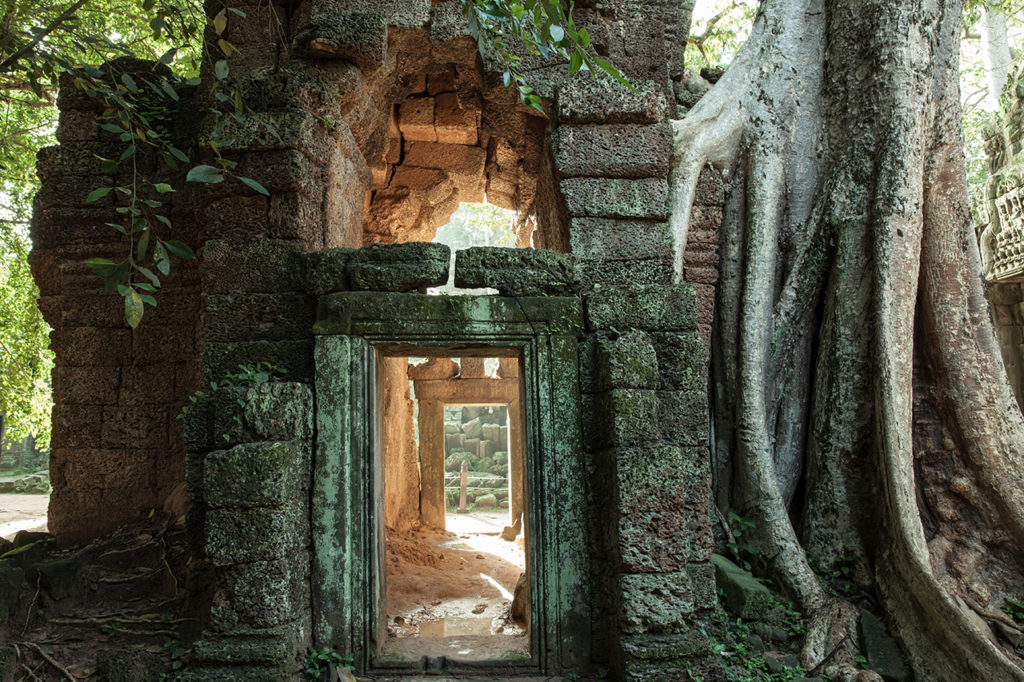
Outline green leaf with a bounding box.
[186,165,225,183]
[136,265,160,287]
[168,146,190,163]
[570,50,583,74]
[238,176,270,196]
[153,183,175,193]
[125,288,144,328]
[121,73,139,92]
[153,242,170,275]
[86,257,118,277]
[549,24,564,41]
[214,60,229,80]
[86,186,112,202]
[163,239,196,259]
[136,228,151,261]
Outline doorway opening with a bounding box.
[379,352,530,663]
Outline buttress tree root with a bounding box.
[671,0,1024,679]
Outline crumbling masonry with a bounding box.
[30,0,725,678]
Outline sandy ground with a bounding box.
[0,492,49,540]
[383,510,529,661]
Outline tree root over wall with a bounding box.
[673,0,1024,679]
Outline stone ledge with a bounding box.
[557,79,667,124]
[553,124,672,178]
[453,246,579,296]
[348,242,450,292]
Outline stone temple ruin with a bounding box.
[982,59,1024,407]
[29,0,727,678]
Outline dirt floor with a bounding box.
[383,511,529,662]
[0,512,199,681]
[0,494,49,539]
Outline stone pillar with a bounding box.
[552,69,718,679]
[181,382,313,679]
[416,398,446,529]
[379,356,420,532]
[507,397,526,523]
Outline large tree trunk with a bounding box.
[675,0,1024,678]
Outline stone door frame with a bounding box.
[412,376,525,529]
[311,292,589,675]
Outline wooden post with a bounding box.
[459,460,468,513]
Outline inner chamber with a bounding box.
[377,352,530,662]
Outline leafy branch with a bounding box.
[459,0,632,111]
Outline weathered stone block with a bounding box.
[620,631,713,682]
[245,382,314,441]
[860,610,911,682]
[595,331,659,390]
[595,389,660,447]
[210,556,309,631]
[578,258,673,288]
[619,572,697,633]
[192,629,296,666]
[656,390,709,446]
[204,441,310,509]
[434,92,478,144]
[205,506,306,566]
[304,247,353,294]
[404,142,486,192]
[201,240,307,295]
[560,178,669,219]
[398,96,436,142]
[554,124,672,178]
[613,445,712,571]
[585,285,697,331]
[388,167,455,206]
[569,218,673,261]
[650,331,705,391]
[204,293,314,343]
[348,242,450,291]
[453,247,579,296]
[712,553,774,619]
[557,79,667,124]
[292,11,387,72]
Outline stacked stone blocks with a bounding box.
[552,77,715,679]
[182,382,314,680]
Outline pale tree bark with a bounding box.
[674,0,1024,678]
[979,6,1014,110]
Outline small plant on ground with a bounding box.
[302,647,353,680]
[1002,597,1024,624]
[725,511,756,572]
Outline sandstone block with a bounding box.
[454,247,579,296]
[595,389,660,448]
[205,506,306,566]
[557,79,667,124]
[201,240,307,295]
[305,247,353,294]
[560,178,669,219]
[404,142,486,194]
[434,92,478,144]
[205,441,311,510]
[347,242,450,292]
[595,331,659,390]
[291,11,387,72]
[569,218,673,261]
[585,284,697,331]
[712,554,774,619]
[398,96,436,142]
[554,124,672,178]
[619,572,697,633]
[388,167,455,206]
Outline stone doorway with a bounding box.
[379,354,530,663]
[312,291,588,675]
